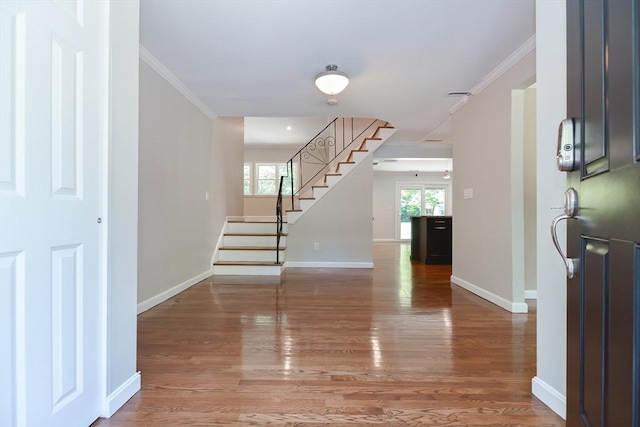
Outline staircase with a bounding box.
[212,118,396,276]
[285,121,396,224]
[212,218,286,275]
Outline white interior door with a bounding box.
[0,1,105,425]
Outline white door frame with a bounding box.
[97,0,110,417]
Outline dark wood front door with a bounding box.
[566,0,640,426]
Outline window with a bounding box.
[243,163,252,195]
[254,163,297,195]
[423,188,446,216]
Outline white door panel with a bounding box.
[0,1,105,426]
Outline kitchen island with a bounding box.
[410,216,452,265]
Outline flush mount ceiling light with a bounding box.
[315,64,349,95]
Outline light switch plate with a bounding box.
[464,188,473,199]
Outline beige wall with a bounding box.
[138,59,215,304]
[287,160,373,264]
[215,117,245,218]
[245,196,294,217]
[451,50,535,310]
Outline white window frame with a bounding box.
[243,162,253,195]
[254,163,290,196]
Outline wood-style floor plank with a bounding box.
[92,243,564,426]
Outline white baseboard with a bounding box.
[450,275,528,313]
[137,270,213,314]
[102,371,140,418]
[524,290,538,300]
[285,261,374,269]
[532,376,566,419]
[373,238,400,243]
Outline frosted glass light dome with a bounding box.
[314,65,349,95]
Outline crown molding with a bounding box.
[448,95,469,114]
[139,45,217,120]
[470,35,536,96]
[448,35,536,115]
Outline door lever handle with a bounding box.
[550,214,579,279]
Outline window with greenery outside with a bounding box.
[400,189,422,222]
[424,188,446,216]
[255,163,298,195]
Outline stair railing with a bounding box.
[276,176,284,264]
[282,117,379,212]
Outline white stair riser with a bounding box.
[227,222,287,234]
[219,250,285,262]
[363,140,383,152]
[312,187,329,198]
[213,265,284,276]
[300,199,316,211]
[336,163,355,174]
[324,175,341,186]
[349,151,369,162]
[223,235,286,247]
[376,128,396,140]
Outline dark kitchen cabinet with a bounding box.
[410,216,452,265]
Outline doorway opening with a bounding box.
[397,184,449,240]
[510,82,537,302]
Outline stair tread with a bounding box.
[338,161,355,164]
[365,137,382,141]
[214,261,284,266]
[325,173,342,176]
[224,233,288,236]
[286,209,303,212]
[351,149,368,152]
[220,246,286,251]
[299,197,315,200]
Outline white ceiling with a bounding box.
[244,117,331,145]
[139,0,535,144]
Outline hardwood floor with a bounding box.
[93,243,564,426]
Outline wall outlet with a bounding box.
[313,242,320,251]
